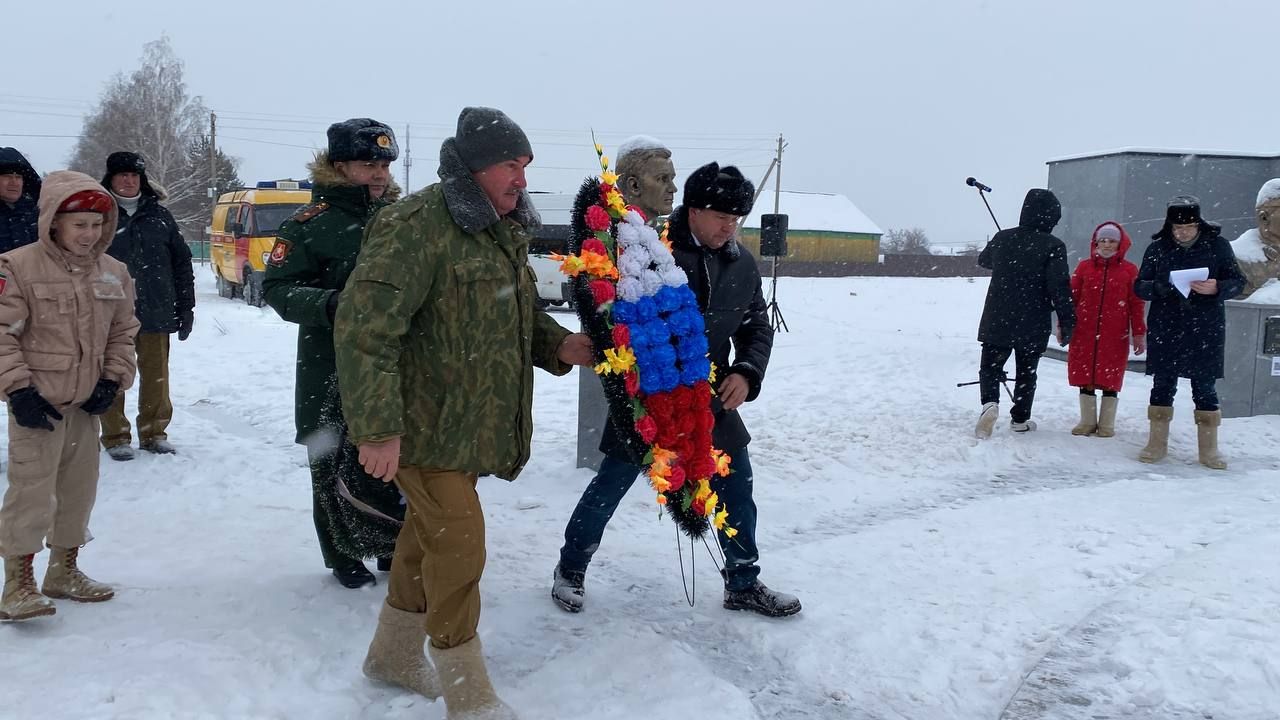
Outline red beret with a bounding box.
[57,189,114,215]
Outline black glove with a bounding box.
[8,387,63,431]
[177,309,194,341]
[80,378,120,415]
[325,291,340,324]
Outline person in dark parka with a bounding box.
[0,147,42,254]
[262,118,401,589]
[100,151,196,460]
[552,162,801,619]
[974,188,1075,438]
[1134,195,1245,469]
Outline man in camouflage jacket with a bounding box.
[334,107,591,718]
[263,119,400,589]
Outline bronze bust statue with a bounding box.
[1232,179,1280,298]
[615,137,676,223]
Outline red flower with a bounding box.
[691,455,716,480]
[589,280,616,305]
[585,205,612,232]
[645,393,675,421]
[624,371,640,396]
[656,424,679,447]
[612,324,630,348]
[671,385,697,411]
[695,409,715,433]
[693,382,712,407]
[634,415,658,443]
[626,205,648,223]
[599,185,614,203]
[667,465,687,491]
[691,496,706,516]
[583,238,608,256]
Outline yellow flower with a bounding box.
[605,346,636,374]
[593,360,612,376]
[713,506,730,530]
[594,143,604,155]
[601,170,619,186]
[708,362,718,384]
[725,526,738,538]
[600,155,610,170]
[656,493,668,506]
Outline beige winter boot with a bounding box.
[41,546,114,602]
[362,601,441,698]
[1071,394,1098,436]
[1095,396,1119,438]
[1194,410,1228,470]
[1,554,56,622]
[1138,405,1173,463]
[429,637,518,720]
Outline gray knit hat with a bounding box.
[453,107,533,172]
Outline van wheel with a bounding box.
[243,268,266,308]
[215,271,233,299]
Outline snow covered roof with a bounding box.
[1047,147,1280,164]
[743,190,883,235]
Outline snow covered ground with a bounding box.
[3,270,1279,720]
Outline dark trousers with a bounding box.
[307,445,358,570]
[559,447,761,591]
[1150,374,1219,411]
[979,343,1043,423]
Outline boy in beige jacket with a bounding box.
[0,171,139,622]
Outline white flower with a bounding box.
[617,277,645,302]
[660,266,689,287]
[641,269,665,295]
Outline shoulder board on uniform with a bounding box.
[291,201,330,224]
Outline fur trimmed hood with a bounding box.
[437,138,539,235]
[307,151,402,202]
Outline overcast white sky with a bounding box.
[3,0,1276,246]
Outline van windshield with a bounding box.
[251,204,305,236]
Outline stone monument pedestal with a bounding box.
[1221,299,1280,418]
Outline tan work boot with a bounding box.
[363,601,441,698]
[429,638,518,720]
[1071,394,1098,436]
[1194,410,1228,470]
[974,402,999,439]
[41,546,114,602]
[1095,396,1119,438]
[1,554,56,622]
[1138,405,1173,463]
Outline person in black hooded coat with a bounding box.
[0,147,42,254]
[1134,195,1245,470]
[973,188,1074,438]
[552,162,800,620]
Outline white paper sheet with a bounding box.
[1170,267,1209,298]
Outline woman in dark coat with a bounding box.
[1134,196,1245,469]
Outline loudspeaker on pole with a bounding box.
[760,213,789,257]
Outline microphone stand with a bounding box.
[975,186,1001,232]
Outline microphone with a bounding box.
[966,177,992,193]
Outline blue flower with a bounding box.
[612,301,637,324]
[654,285,683,314]
[635,297,659,322]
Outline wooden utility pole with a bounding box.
[774,133,785,213]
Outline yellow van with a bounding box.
[210,181,312,306]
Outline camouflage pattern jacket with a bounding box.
[263,153,398,444]
[334,139,572,480]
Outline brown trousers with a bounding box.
[0,408,100,557]
[100,332,172,448]
[386,467,485,649]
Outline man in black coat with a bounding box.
[99,151,196,460]
[974,188,1074,438]
[552,162,800,618]
[0,147,41,254]
[1135,196,1245,469]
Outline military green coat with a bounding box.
[263,157,396,444]
[334,143,572,480]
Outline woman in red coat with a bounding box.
[1065,222,1147,437]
